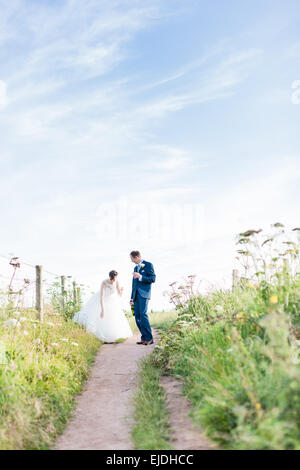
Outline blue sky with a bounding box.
[0,0,300,309]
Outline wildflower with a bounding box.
[61,338,68,342]
[35,338,41,344]
[71,342,79,346]
[4,318,21,327]
[270,295,279,304]
[255,403,262,410]
[227,348,233,352]
[248,284,255,289]
[51,342,59,347]
[46,322,55,326]
[23,330,29,336]
[19,317,27,323]
[236,312,245,319]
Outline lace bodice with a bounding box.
[103,279,117,296]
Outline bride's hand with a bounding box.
[100,309,104,318]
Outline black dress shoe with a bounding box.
[143,339,154,345]
[136,340,146,345]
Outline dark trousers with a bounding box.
[133,291,153,341]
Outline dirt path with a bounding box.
[161,376,214,450]
[54,332,156,450]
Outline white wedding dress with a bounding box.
[73,280,133,342]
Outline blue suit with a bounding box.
[131,260,156,341]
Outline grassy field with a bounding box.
[0,308,101,450]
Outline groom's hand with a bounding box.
[133,272,142,280]
[130,299,134,306]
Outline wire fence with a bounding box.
[0,252,248,320]
[0,254,83,320]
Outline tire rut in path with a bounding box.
[54,332,156,450]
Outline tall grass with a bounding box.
[153,224,300,450]
[0,308,100,449]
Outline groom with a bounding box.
[130,250,156,345]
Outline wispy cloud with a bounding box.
[147,145,190,170]
[5,1,164,85]
[128,48,263,121]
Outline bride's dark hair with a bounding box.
[109,270,118,280]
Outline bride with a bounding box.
[73,270,133,342]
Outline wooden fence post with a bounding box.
[61,276,66,311]
[232,269,239,291]
[73,281,77,304]
[35,265,44,321]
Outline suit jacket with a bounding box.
[131,260,156,300]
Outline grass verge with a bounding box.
[0,309,101,449]
[132,354,172,450]
[131,311,177,450]
[152,225,300,450]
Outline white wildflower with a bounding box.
[4,318,21,327]
[23,330,29,336]
[215,305,223,313]
[51,342,59,347]
[71,342,79,346]
[61,338,68,342]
